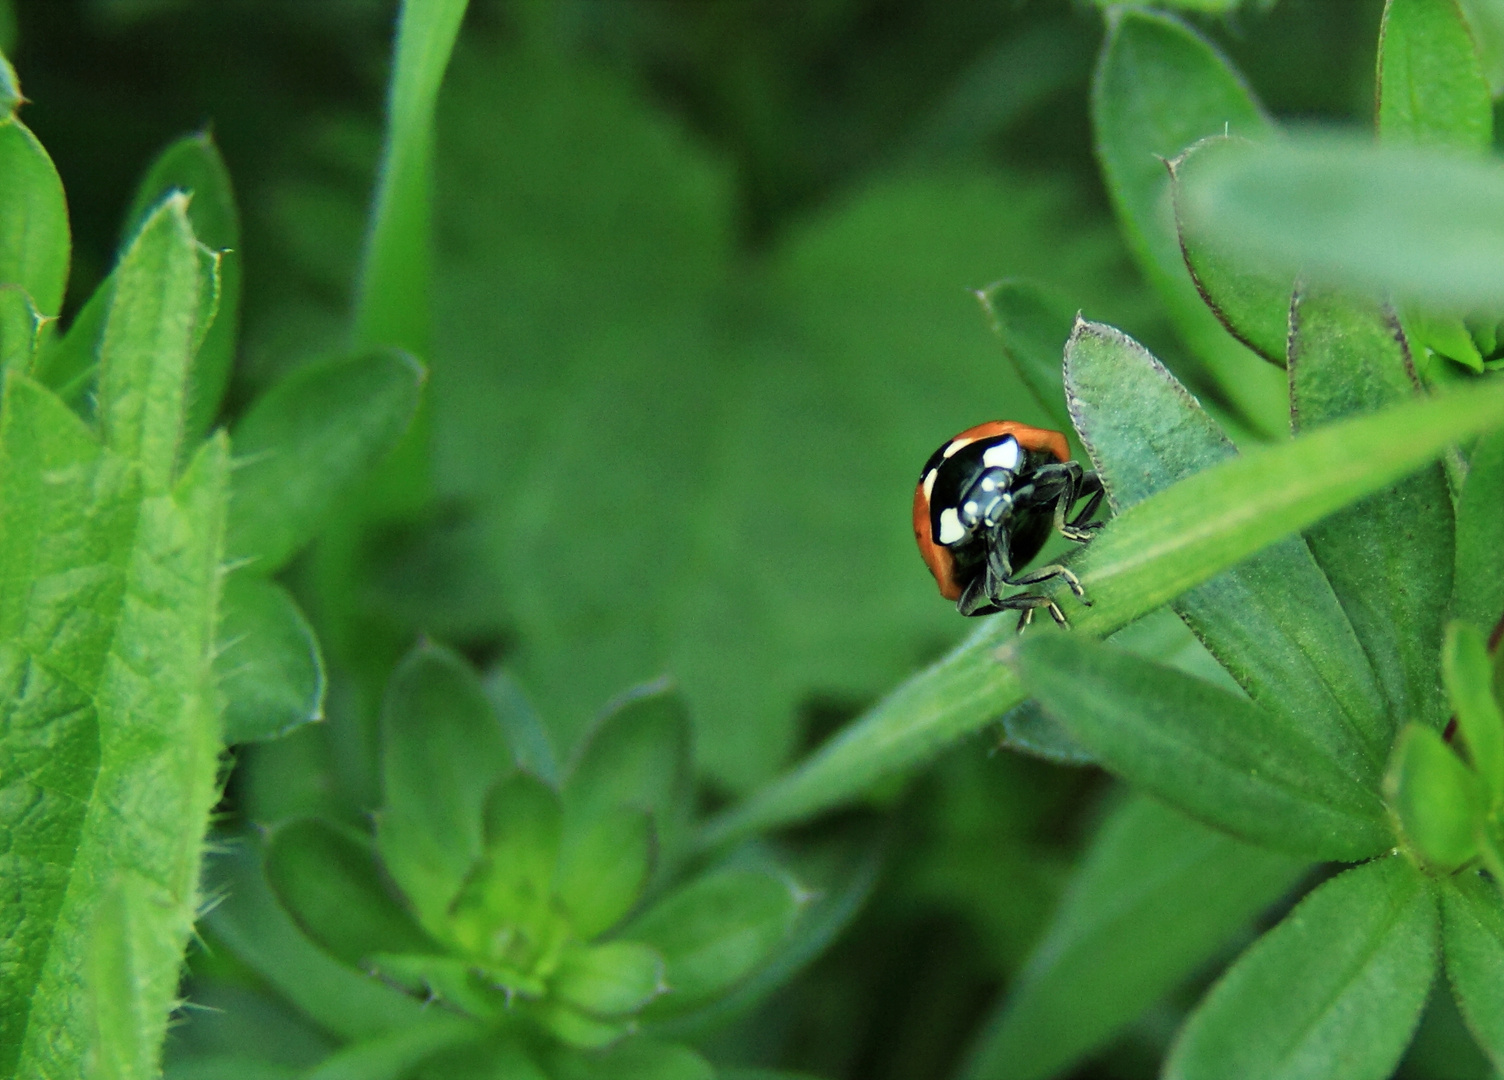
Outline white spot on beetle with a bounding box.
[938,508,965,544]
[922,469,938,500]
[963,501,979,516]
[983,438,1020,471]
[942,438,974,459]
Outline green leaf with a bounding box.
[1289,288,1453,730]
[483,669,560,787]
[555,806,654,941]
[298,1016,481,1080]
[1170,136,1294,365]
[1445,621,1504,807]
[565,681,693,870]
[0,112,69,317]
[1092,7,1287,437]
[1441,871,1504,1071]
[0,282,44,375]
[216,574,325,744]
[1167,856,1438,1080]
[1385,724,1483,870]
[1454,427,1504,633]
[448,771,562,942]
[1066,314,1391,776]
[203,843,426,1042]
[266,818,438,971]
[98,193,207,493]
[1176,132,1504,311]
[703,339,1504,846]
[1379,0,1493,151]
[377,642,513,935]
[352,0,468,358]
[9,422,229,1077]
[1008,634,1390,859]
[86,878,153,1080]
[626,867,803,1017]
[542,1040,715,1080]
[959,794,1305,1080]
[31,271,110,408]
[123,132,242,442]
[226,347,424,573]
[975,280,1076,434]
[552,941,667,1018]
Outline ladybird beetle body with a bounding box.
[914,420,1103,626]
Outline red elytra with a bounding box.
[913,420,1070,601]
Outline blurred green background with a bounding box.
[7,1,1435,1076]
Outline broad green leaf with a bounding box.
[555,807,654,940]
[1170,136,1294,365]
[266,818,438,970]
[1444,621,1504,806]
[226,347,424,573]
[1290,289,1453,729]
[352,0,468,357]
[975,280,1076,434]
[31,271,110,408]
[1176,132,1504,311]
[483,669,560,787]
[377,643,512,935]
[98,194,207,493]
[998,700,1095,766]
[1441,871,1504,1070]
[124,133,242,442]
[216,574,325,744]
[1167,856,1438,1080]
[1454,427,1504,632]
[203,843,425,1041]
[552,941,666,1018]
[1066,316,1390,776]
[1379,0,1493,150]
[1385,724,1482,870]
[1092,7,1287,437]
[702,338,1504,846]
[626,867,803,1017]
[86,878,152,1080]
[565,682,692,870]
[0,111,68,317]
[16,431,229,1077]
[0,283,43,375]
[959,794,1305,1080]
[1008,634,1390,860]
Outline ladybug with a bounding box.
[914,420,1104,625]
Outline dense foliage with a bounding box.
[1,1,1503,1078]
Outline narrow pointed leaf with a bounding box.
[122,132,240,440]
[266,818,438,973]
[216,574,325,744]
[1170,136,1294,365]
[1379,0,1493,150]
[0,113,68,317]
[227,347,424,573]
[1176,133,1504,311]
[1166,857,1439,1080]
[98,194,204,493]
[1290,289,1453,729]
[1454,428,1504,633]
[626,868,802,1017]
[959,794,1304,1080]
[378,643,513,933]
[1444,621,1504,806]
[1441,871,1504,1071]
[483,668,559,787]
[1066,319,1390,775]
[702,361,1504,846]
[1385,724,1483,870]
[1008,634,1389,859]
[975,280,1076,433]
[31,272,110,408]
[1092,7,1287,435]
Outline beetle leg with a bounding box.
[1061,472,1105,540]
[957,575,1001,617]
[994,592,1068,631]
[1006,563,1088,603]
